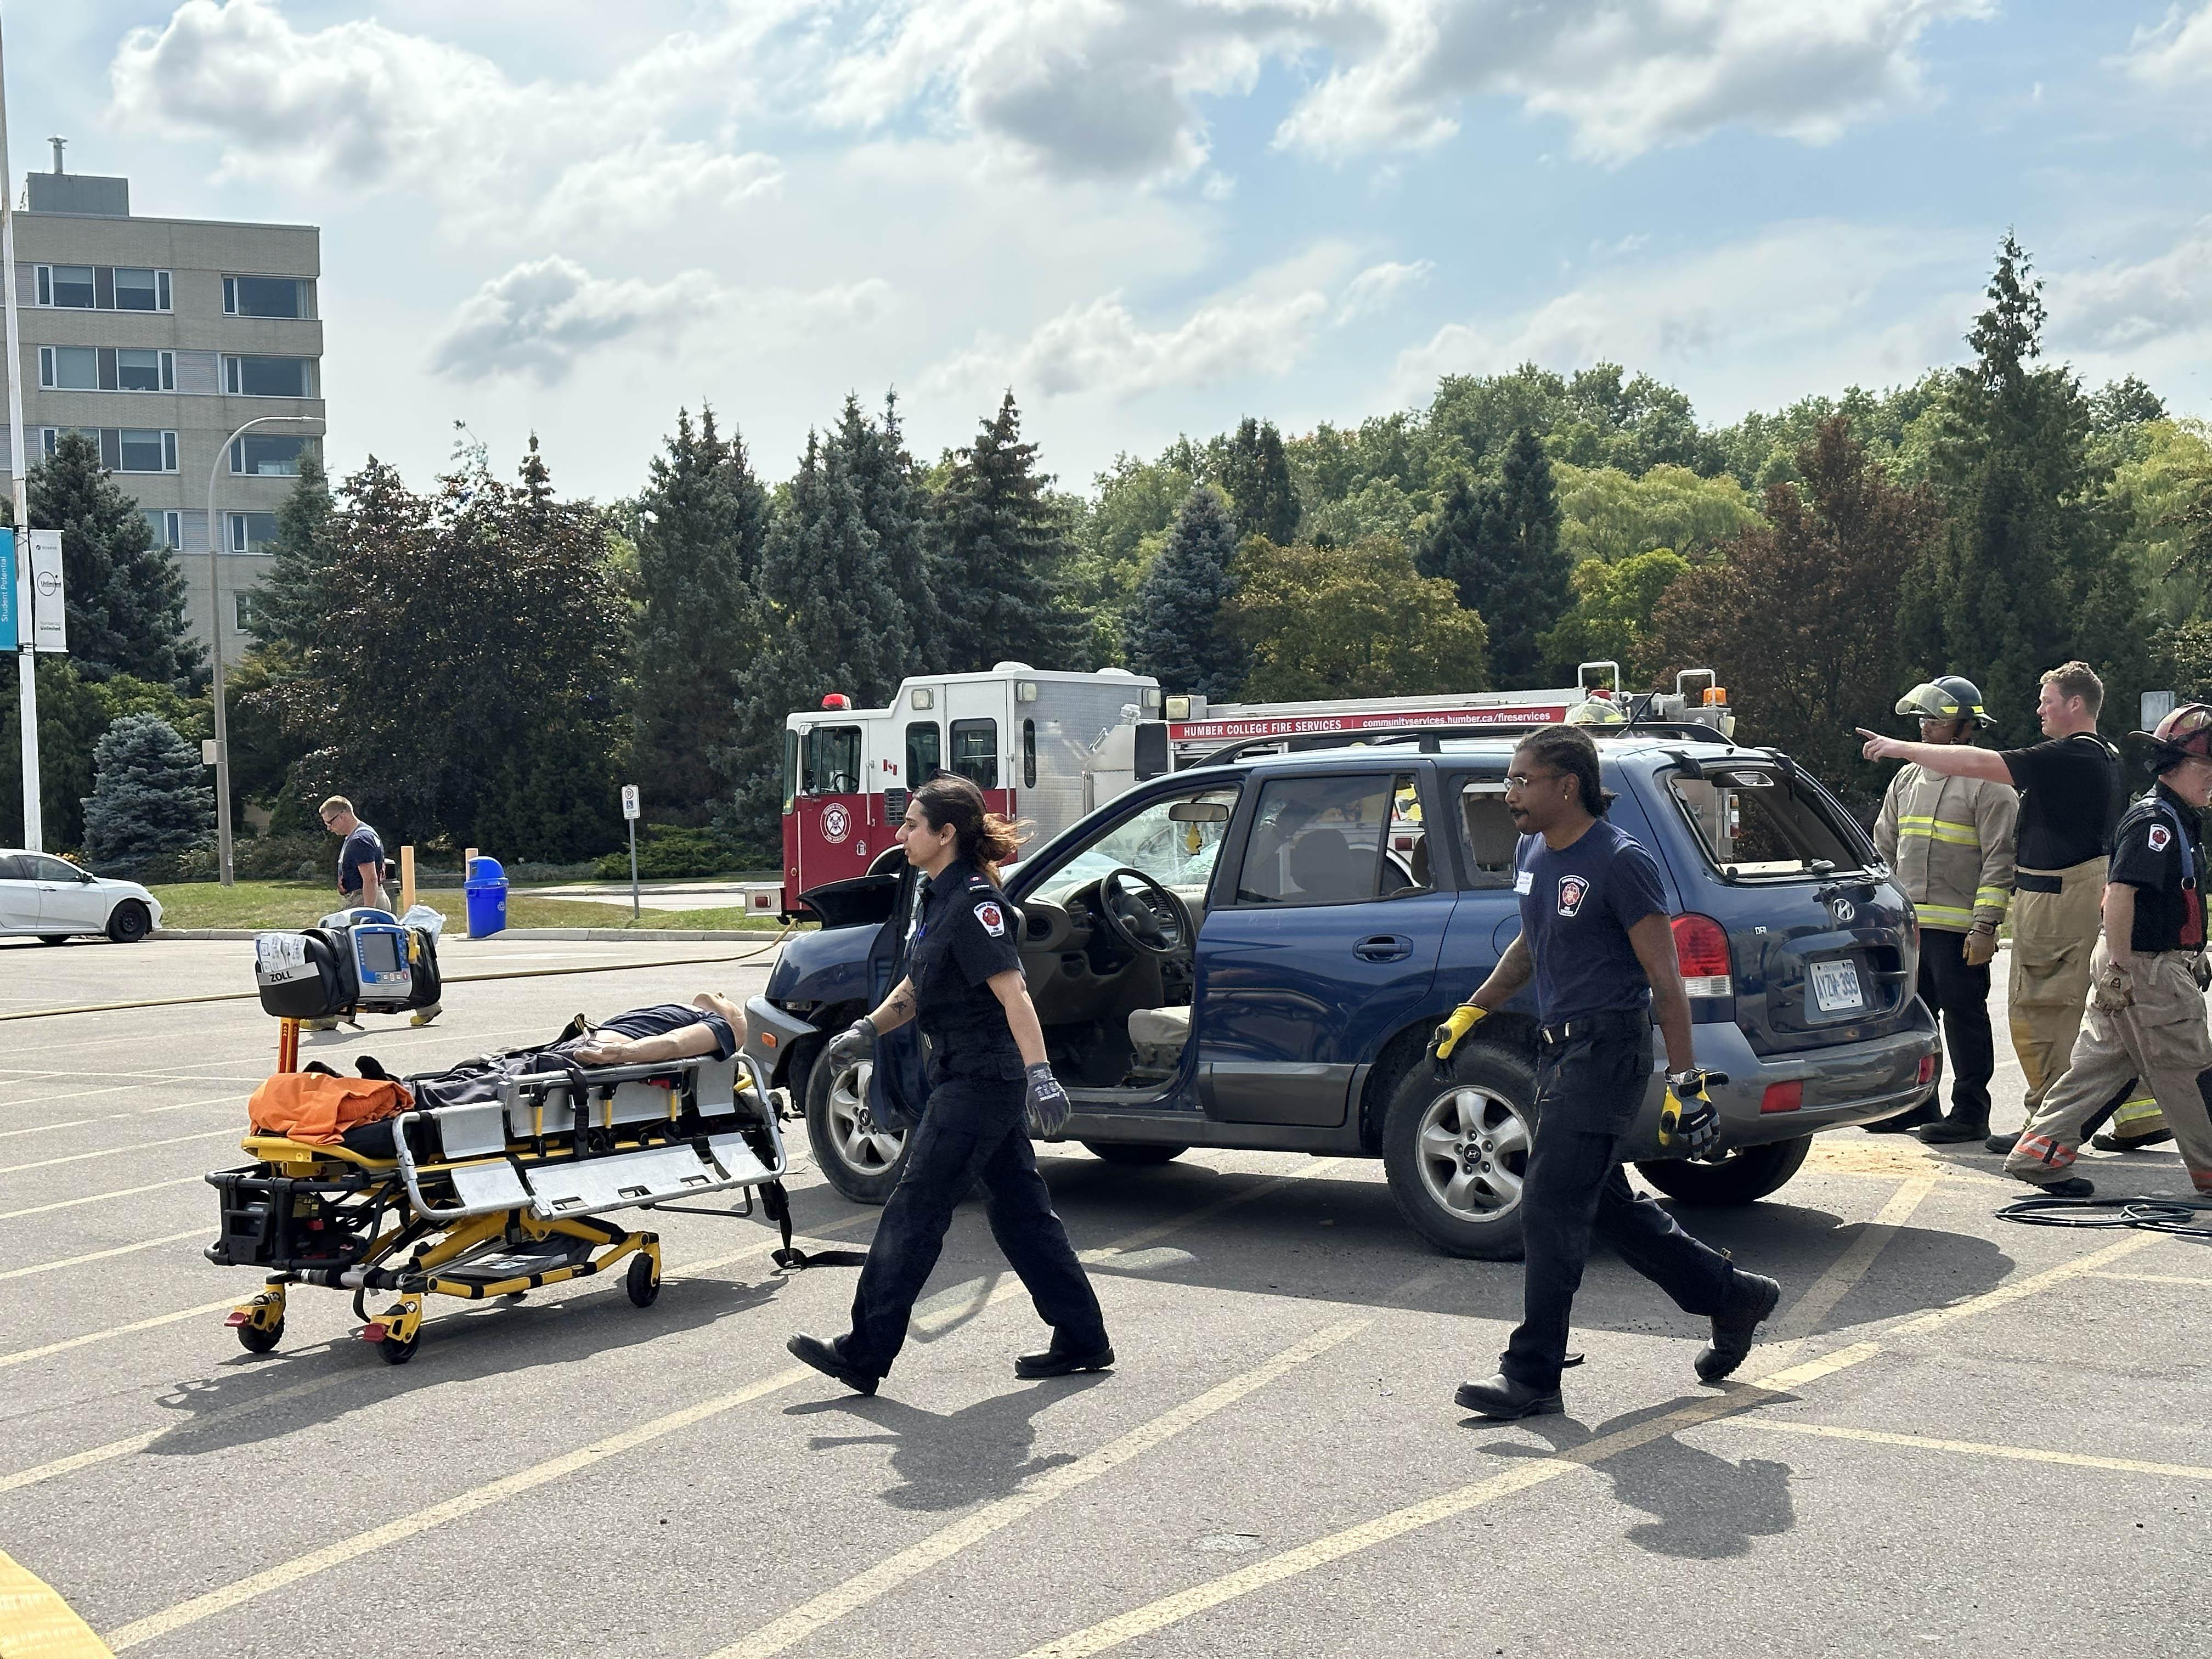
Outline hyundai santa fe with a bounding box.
[743,733,1940,1258]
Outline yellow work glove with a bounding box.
[1962,922,1997,969]
[1428,1003,1487,1073]
[1659,1069,1720,1160]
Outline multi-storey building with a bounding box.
[3,154,324,653]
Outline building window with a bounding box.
[223,275,308,318]
[224,355,313,398]
[38,346,97,389]
[228,511,280,554]
[115,348,174,392]
[33,264,170,312]
[235,592,257,631]
[231,433,311,476]
[142,509,183,550]
[117,429,177,473]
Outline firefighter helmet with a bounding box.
[1894,675,1989,727]
[2134,702,2212,766]
[1565,695,1629,730]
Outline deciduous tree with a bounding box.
[1233,536,1488,701]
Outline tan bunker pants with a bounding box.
[2006,942,2212,1193]
[2008,859,2107,1114]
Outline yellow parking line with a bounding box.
[0,1177,203,1223]
[0,1232,204,1283]
[709,1312,1379,1659]
[1011,1230,2164,1658]
[0,1548,116,1658]
[2090,1271,2212,1287]
[1740,1419,2212,1483]
[99,1160,1341,1650]
[0,1300,242,1374]
[1756,1175,1936,1372]
[0,1129,238,1176]
[0,1098,237,1142]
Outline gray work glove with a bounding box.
[2192,953,2211,993]
[1661,1069,1722,1161]
[820,1017,876,1079]
[1024,1062,1073,1138]
[2091,963,2134,1015]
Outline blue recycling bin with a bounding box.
[464,855,509,938]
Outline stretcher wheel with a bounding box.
[235,1319,283,1354]
[376,1330,420,1366]
[626,1251,661,1308]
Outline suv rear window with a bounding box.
[1665,764,1867,879]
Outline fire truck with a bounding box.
[777,662,1730,914]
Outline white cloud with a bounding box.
[815,0,1992,179]
[431,257,893,385]
[1336,258,1434,323]
[2048,222,2212,353]
[1390,221,1971,410]
[106,0,788,239]
[2122,4,2212,86]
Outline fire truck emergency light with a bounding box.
[821,694,852,710]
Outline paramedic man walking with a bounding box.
[1861,662,2128,1152]
[1437,727,1782,1420]
[788,774,1110,1396]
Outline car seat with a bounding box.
[1286,827,1362,902]
[1126,1005,1192,1076]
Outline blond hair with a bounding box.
[318,795,354,816]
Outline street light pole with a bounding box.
[0,16,41,851]
[207,414,318,886]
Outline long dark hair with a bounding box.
[1516,727,1609,817]
[912,774,1029,885]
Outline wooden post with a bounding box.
[399,844,416,915]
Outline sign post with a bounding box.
[1,26,42,851]
[622,785,642,922]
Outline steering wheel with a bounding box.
[1095,867,1190,958]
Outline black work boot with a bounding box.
[1696,1271,1783,1384]
[2091,1127,2174,1152]
[1868,1100,1943,1135]
[1454,1373,1564,1419]
[1983,1128,2022,1155]
[2023,1175,2096,1199]
[1015,1336,1116,1379]
[787,1332,879,1396]
[1919,1112,1991,1144]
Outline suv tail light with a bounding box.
[1672,912,1733,998]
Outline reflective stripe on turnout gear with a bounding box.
[1898,814,1981,849]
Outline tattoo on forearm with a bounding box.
[881,989,915,1024]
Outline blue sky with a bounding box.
[12,1,2209,499]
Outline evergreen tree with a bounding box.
[1218,416,1301,544]
[80,713,213,876]
[0,658,109,851]
[836,390,947,672]
[28,430,202,687]
[246,451,337,654]
[1124,485,1248,698]
[935,391,1084,670]
[723,431,913,851]
[1904,234,2147,743]
[627,405,770,819]
[1412,430,1566,685]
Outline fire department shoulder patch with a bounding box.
[975,901,1007,936]
[2149,823,2173,852]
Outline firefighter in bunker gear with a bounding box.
[1871,678,2017,1140]
[2006,703,2212,1198]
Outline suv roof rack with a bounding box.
[1193,720,1733,769]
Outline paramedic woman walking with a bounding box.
[788,774,1111,1396]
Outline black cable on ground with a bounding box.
[1996,1193,2212,1239]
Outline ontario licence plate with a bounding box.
[1810,958,1865,1015]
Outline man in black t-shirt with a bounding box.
[1863,662,2124,1147]
[2005,705,2212,1198]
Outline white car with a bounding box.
[0,849,163,944]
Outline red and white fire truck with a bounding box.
[776,662,1730,913]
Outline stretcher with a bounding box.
[204,1019,802,1365]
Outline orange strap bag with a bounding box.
[248,1072,413,1146]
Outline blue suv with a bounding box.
[743,732,1940,1258]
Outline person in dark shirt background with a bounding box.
[320,795,391,911]
[1861,662,2130,1150]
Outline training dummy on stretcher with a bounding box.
[204,917,806,1365]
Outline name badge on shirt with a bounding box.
[1514,870,1533,895]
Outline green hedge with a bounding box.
[592,823,746,881]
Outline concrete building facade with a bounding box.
[3,160,324,654]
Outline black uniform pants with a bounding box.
[844,1073,1108,1377]
[1920,928,1995,1120]
[1501,1023,1742,1392]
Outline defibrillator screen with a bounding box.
[357,931,403,975]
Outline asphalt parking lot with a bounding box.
[2,936,2205,1657]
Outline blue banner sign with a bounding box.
[1,528,17,651]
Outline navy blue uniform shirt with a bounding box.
[2107,781,2206,953]
[338,822,387,897]
[1514,820,1668,1024]
[908,858,1025,1081]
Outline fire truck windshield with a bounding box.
[801,725,862,795]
